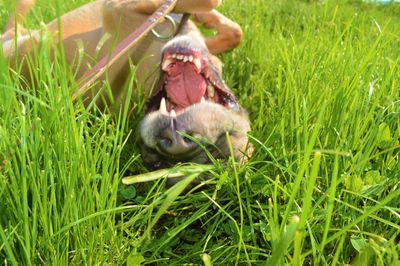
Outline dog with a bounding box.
[1,0,251,170]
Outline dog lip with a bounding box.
[155,143,203,161]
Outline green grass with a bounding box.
[1,0,400,265]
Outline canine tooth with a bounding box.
[177,54,183,60]
[170,110,177,118]
[193,58,201,70]
[188,55,194,62]
[201,97,205,103]
[207,84,215,98]
[159,98,168,115]
[162,58,173,70]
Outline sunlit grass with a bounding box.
[1,0,400,265]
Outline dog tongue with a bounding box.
[165,62,206,110]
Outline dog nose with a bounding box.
[157,127,198,156]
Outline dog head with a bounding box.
[139,34,250,169]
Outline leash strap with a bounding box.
[175,13,190,36]
[73,0,179,101]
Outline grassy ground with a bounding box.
[1,0,400,265]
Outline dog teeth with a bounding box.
[171,53,198,67]
[207,84,215,98]
[193,58,201,71]
[201,97,205,103]
[170,109,177,118]
[162,58,173,70]
[159,97,168,115]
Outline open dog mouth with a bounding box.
[146,45,240,115]
[140,38,251,170]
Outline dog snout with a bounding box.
[156,126,199,157]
